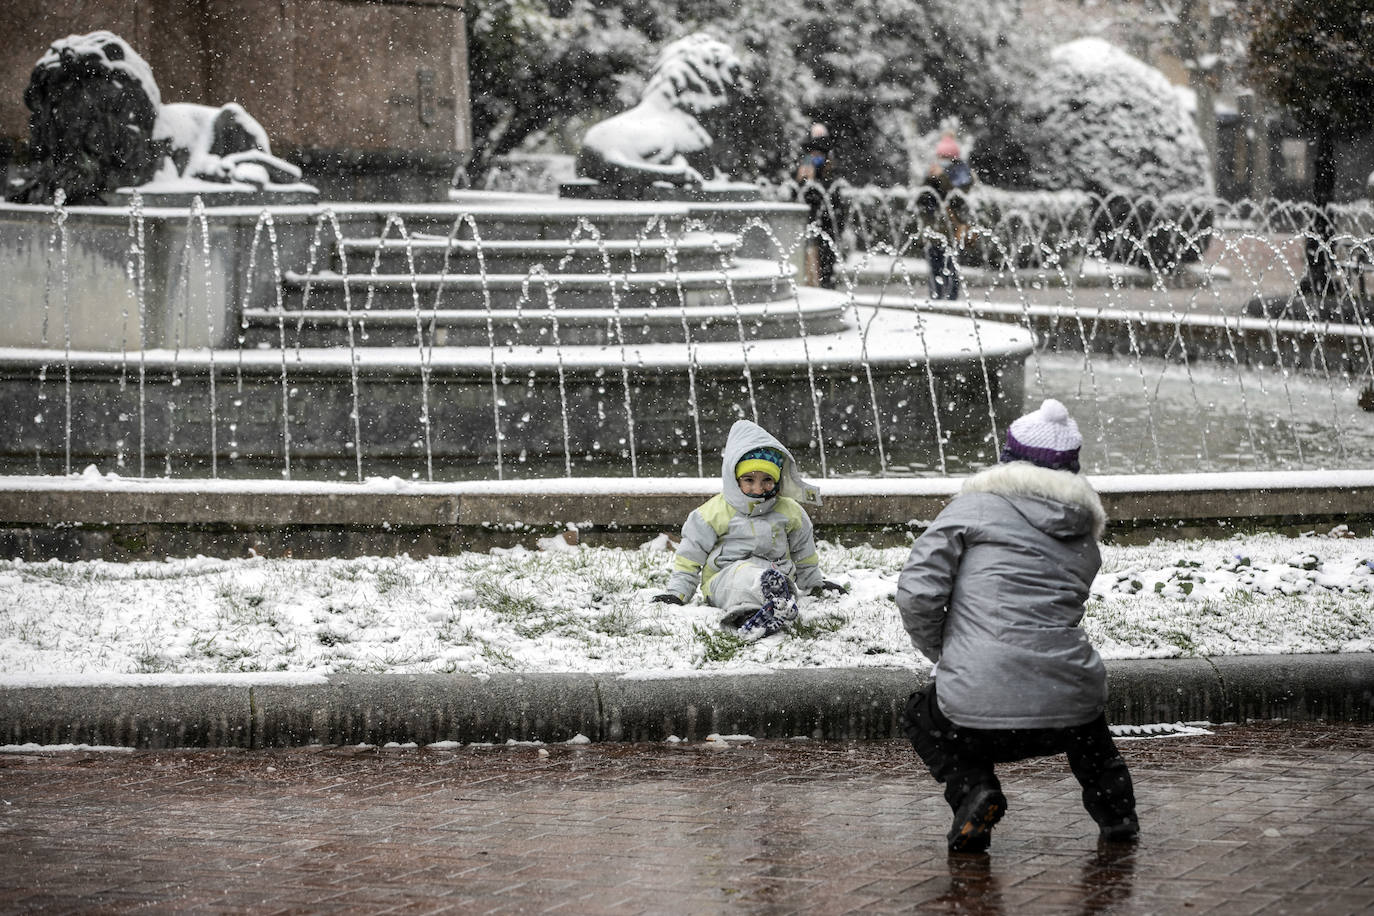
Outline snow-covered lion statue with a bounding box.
[7,31,303,205]
[575,32,743,194]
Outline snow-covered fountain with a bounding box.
[5,30,1374,485]
[0,188,1035,481]
[7,184,1374,483]
[0,29,1032,482]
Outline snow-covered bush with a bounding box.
[839,184,1096,269]
[1024,38,1212,200]
[1013,39,1215,266]
[835,184,1215,273]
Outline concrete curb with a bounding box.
[2,655,1370,749]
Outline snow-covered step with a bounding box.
[329,202,694,242]
[334,231,740,275]
[240,291,848,349]
[280,259,797,312]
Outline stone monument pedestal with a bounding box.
[110,185,320,209]
[559,178,761,203]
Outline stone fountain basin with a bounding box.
[0,306,1031,470]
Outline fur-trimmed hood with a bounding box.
[896,460,1110,729]
[962,461,1107,540]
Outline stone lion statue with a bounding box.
[7,31,303,205]
[575,32,743,194]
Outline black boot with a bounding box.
[945,774,1006,854]
[1082,757,1138,843]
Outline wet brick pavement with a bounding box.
[0,721,1370,914]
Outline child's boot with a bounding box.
[739,570,797,640]
[738,603,779,640]
[760,569,799,626]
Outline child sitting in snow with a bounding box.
[653,419,846,639]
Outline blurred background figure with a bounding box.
[920,130,976,299]
[796,122,844,289]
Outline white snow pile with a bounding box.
[0,531,1370,679]
[1024,37,1212,199]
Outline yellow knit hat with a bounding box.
[735,447,783,482]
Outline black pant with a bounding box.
[926,242,959,299]
[816,235,838,289]
[902,686,1135,828]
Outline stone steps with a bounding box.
[261,199,817,349]
[326,202,693,242]
[240,293,848,349]
[334,231,738,275]
[278,259,794,313]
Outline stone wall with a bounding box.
[0,203,320,349]
[2,471,1373,560]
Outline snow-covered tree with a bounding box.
[1246,0,1374,291]
[783,0,1038,186]
[465,1,654,179]
[464,0,1042,187]
[1022,37,1212,200]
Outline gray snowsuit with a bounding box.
[896,461,1109,729]
[662,420,824,622]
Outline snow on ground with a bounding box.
[0,530,1370,680]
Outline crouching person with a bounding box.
[653,419,846,639]
[895,399,1138,853]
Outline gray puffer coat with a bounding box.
[896,461,1109,729]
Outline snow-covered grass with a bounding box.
[1,531,1370,679]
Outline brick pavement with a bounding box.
[0,721,1370,914]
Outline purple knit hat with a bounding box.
[1000,399,1082,472]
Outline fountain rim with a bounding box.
[9,466,1374,495]
[281,258,793,286]
[855,293,1374,341]
[0,193,808,223]
[0,306,1034,373]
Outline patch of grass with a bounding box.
[513,612,573,639]
[473,580,543,620]
[789,613,847,640]
[373,569,409,594]
[134,649,173,673]
[213,643,255,662]
[589,604,638,637]
[216,591,286,630]
[316,629,349,647]
[327,565,365,583]
[436,618,477,644]
[17,563,93,586]
[480,642,517,668]
[1159,627,1199,655]
[693,625,747,665]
